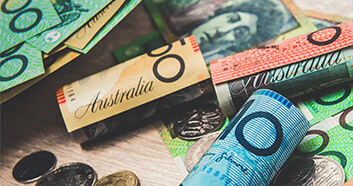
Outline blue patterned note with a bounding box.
[181,89,310,186]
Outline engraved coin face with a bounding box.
[173,103,225,140]
[273,156,345,186]
[12,151,57,183]
[94,170,139,186]
[35,162,97,186]
[184,131,221,172]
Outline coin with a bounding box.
[172,103,225,140]
[184,131,221,172]
[12,150,57,183]
[35,162,97,186]
[94,170,139,186]
[273,156,345,186]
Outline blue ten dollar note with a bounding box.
[0,0,61,53]
[181,89,310,186]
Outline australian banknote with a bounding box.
[145,0,316,63]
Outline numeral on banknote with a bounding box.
[0,44,27,81]
[148,38,186,83]
[219,98,283,156]
[294,130,330,156]
[1,0,42,33]
[307,26,341,46]
[340,107,353,131]
[314,85,351,105]
[236,111,283,156]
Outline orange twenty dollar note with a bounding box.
[210,21,353,84]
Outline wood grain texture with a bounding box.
[0,5,184,186]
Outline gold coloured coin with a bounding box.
[94,170,139,186]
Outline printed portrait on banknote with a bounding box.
[153,0,299,62]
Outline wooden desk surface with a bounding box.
[0,5,184,186]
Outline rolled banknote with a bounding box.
[56,36,212,143]
[71,80,216,143]
[181,89,310,186]
[211,21,353,117]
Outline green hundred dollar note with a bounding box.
[0,0,61,53]
[70,0,143,53]
[291,107,353,180]
[297,82,353,125]
[113,31,165,63]
[0,43,44,92]
[26,0,111,53]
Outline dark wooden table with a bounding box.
[1,4,184,185]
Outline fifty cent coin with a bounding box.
[273,156,345,186]
[94,170,139,186]
[35,162,97,186]
[12,150,57,183]
[184,131,221,172]
[172,103,225,140]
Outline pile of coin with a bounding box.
[13,150,139,186]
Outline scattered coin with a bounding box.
[273,156,345,186]
[184,131,221,172]
[173,103,225,140]
[12,150,57,183]
[35,162,97,186]
[94,170,139,186]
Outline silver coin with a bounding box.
[273,155,345,186]
[184,131,221,172]
[35,162,97,186]
[173,103,225,140]
[12,151,57,183]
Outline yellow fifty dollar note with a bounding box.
[57,36,210,132]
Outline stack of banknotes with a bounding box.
[0,0,144,103]
[117,0,353,185]
[6,0,353,185]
